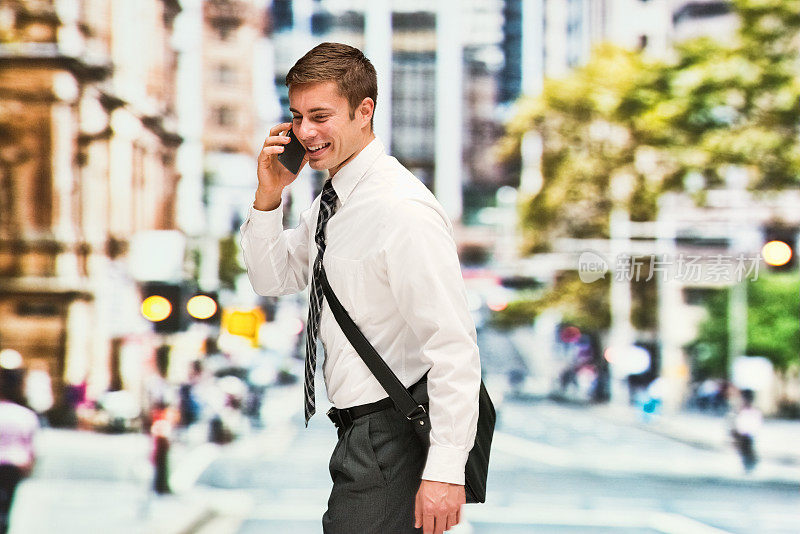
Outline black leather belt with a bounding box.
[327,396,395,430]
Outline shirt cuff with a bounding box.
[246,203,284,238]
[421,444,469,485]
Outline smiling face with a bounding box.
[288,81,375,177]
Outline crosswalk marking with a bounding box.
[244,502,734,533]
[493,431,574,466]
[170,443,222,492]
[649,512,735,534]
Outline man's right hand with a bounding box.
[254,122,307,211]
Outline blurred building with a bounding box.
[202,0,263,156]
[500,0,679,107]
[201,0,273,234]
[656,189,800,412]
[512,0,736,199]
[671,1,735,43]
[268,0,509,228]
[390,10,436,185]
[0,0,182,409]
[500,0,733,106]
[509,0,781,410]
[174,0,272,291]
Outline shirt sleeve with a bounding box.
[240,201,315,296]
[382,198,481,485]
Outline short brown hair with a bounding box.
[286,42,377,127]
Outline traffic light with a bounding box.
[140,282,188,334]
[187,291,220,326]
[762,224,797,272]
[141,283,224,333]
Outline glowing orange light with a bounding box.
[487,301,508,312]
[187,295,217,320]
[142,296,172,322]
[762,240,792,267]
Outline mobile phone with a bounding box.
[277,129,306,175]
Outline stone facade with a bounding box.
[0,0,182,410]
[202,0,262,155]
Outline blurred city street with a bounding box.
[2,2,800,534]
[8,326,800,534]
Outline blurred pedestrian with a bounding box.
[178,360,203,428]
[144,345,176,431]
[208,376,248,444]
[149,398,179,495]
[202,336,230,375]
[24,363,53,425]
[695,378,719,412]
[241,42,481,534]
[731,389,762,473]
[150,417,172,494]
[0,357,39,534]
[640,377,664,423]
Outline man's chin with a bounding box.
[307,158,334,172]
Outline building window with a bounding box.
[683,287,719,306]
[213,105,236,127]
[212,19,237,41]
[271,0,293,33]
[391,53,436,164]
[215,64,236,84]
[566,0,585,68]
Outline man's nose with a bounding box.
[295,120,315,142]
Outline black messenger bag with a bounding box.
[319,267,495,503]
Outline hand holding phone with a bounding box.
[277,129,306,175]
[254,123,305,211]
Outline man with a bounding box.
[732,389,762,473]
[240,42,480,534]
[0,359,39,534]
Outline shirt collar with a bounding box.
[329,137,384,205]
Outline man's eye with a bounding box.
[313,116,329,122]
[292,116,301,122]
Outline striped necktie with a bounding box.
[304,179,339,425]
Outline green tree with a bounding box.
[492,272,610,332]
[498,44,659,253]
[218,234,246,289]
[497,0,800,331]
[688,289,729,379]
[500,0,800,251]
[636,0,800,191]
[746,274,800,373]
[690,274,800,379]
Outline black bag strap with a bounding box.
[318,266,427,420]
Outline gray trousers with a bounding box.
[323,406,426,534]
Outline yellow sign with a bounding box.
[187,295,218,320]
[223,308,265,346]
[142,295,172,322]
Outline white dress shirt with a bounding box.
[240,138,481,485]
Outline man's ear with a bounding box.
[358,97,375,128]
